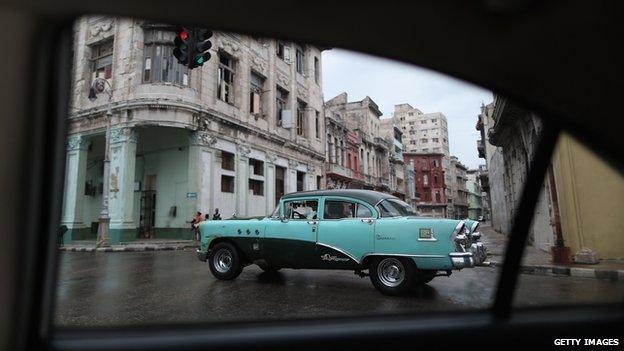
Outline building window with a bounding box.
[249,158,264,176]
[218,54,235,104]
[314,56,320,83]
[431,118,437,123]
[221,175,235,193]
[314,110,320,138]
[249,179,264,196]
[295,47,305,74]
[420,138,428,143]
[408,112,414,116]
[276,86,288,126]
[296,171,305,191]
[316,175,322,190]
[408,121,415,125]
[276,41,291,62]
[249,71,265,116]
[143,29,188,85]
[296,101,307,137]
[91,39,113,83]
[420,120,427,124]
[221,151,235,171]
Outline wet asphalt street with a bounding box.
[54,250,624,327]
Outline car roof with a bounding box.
[281,189,397,206]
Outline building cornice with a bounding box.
[68,98,326,162]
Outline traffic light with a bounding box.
[173,26,191,66]
[190,29,213,69]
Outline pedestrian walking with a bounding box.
[57,225,68,247]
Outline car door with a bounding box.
[261,197,319,268]
[315,197,376,269]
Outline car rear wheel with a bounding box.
[208,242,244,280]
[369,256,416,295]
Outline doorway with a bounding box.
[275,166,285,206]
[139,175,157,239]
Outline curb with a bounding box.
[58,244,198,252]
[488,260,624,281]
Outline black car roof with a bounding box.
[281,189,397,206]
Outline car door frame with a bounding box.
[315,196,378,269]
[261,196,321,268]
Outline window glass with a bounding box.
[356,204,373,218]
[324,200,356,219]
[55,15,622,329]
[284,200,318,219]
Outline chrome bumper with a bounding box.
[449,252,474,269]
[197,249,208,262]
[469,242,487,265]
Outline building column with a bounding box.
[188,131,217,218]
[287,160,299,194]
[61,135,89,244]
[306,164,317,190]
[266,153,277,212]
[236,144,251,217]
[108,127,138,243]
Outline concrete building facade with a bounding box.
[404,153,447,217]
[449,156,469,219]
[466,169,484,220]
[61,16,325,243]
[324,93,392,192]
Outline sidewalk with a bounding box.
[59,239,199,252]
[480,223,624,281]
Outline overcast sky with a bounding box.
[321,48,493,169]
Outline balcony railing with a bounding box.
[477,140,485,158]
[325,163,352,179]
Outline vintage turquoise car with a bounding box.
[197,189,483,295]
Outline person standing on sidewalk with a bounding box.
[212,208,222,220]
[191,211,203,241]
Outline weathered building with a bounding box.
[449,156,469,219]
[404,153,447,217]
[466,169,484,220]
[61,17,326,243]
[324,93,392,192]
[484,95,555,249]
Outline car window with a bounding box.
[377,198,416,217]
[52,14,622,330]
[284,200,318,219]
[323,200,358,219]
[355,204,373,218]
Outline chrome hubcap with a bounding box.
[378,258,405,287]
[213,249,233,273]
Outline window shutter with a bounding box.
[252,93,261,115]
[284,46,291,63]
[281,109,293,128]
[219,81,226,100]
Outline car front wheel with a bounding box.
[369,256,416,295]
[208,242,244,280]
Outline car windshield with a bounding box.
[377,198,417,217]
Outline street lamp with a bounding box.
[89,77,113,248]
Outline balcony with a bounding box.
[475,114,484,131]
[477,139,485,158]
[325,163,352,179]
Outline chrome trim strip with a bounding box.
[316,242,360,264]
[449,252,473,257]
[362,253,446,260]
[417,237,438,242]
[452,220,466,237]
[470,221,479,233]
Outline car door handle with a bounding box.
[361,218,373,224]
[307,220,317,225]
